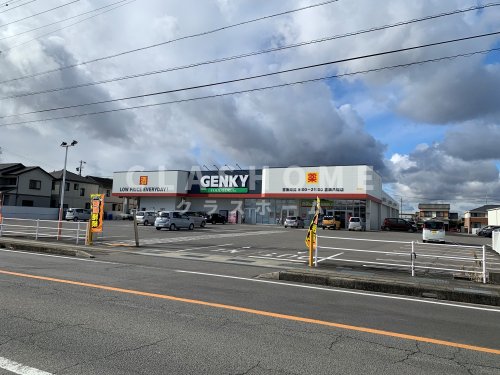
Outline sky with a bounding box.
[0,0,499,215]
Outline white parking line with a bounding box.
[316,252,344,263]
[0,356,53,375]
[175,243,233,252]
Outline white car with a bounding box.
[65,208,91,221]
[185,211,207,227]
[136,211,156,226]
[348,217,366,231]
[155,211,194,231]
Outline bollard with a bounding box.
[35,219,39,240]
[483,245,487,284]
[411,241,415,277]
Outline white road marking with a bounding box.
[175,243,233,252]
[0,249,121,265]
[316,252,344,263]
[248,256,306,263]
[174,270,500,313]
[0,356,53,375]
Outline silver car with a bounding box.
[65,208,91,222]
[185,211,207,228]
[284,216,305,228]
[136,211,156,226]
[155,211,194,231]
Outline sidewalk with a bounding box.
[260,263,500,306]
[0,237,95,258]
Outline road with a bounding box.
[90,222,500,277]
[0,246,499,374]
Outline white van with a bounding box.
[422,220,445,243]
[65,208,91,222]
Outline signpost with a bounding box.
[87,194,104,245]
[305,197,320,267]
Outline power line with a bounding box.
[1,0,136,52]
[0,0,80,30]
[0,0,37,15]
[0,0,340,84]
[0,46,497,128]
[1,31,498,119]
[2,2,497,101]
[0,0,26,7]
[0,0,130,43]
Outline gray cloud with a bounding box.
[441,124,500,161]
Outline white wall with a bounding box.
[138,197,179,212]
[488,208,500,226]
[262,166,377,195]
[1,206,59,220]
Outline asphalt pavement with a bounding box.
[0,248,499,374]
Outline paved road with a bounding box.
[92,222,500,277]
[0,247,499,374]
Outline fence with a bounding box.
[0,218,87,245]
[493,230,500,255]
[315,234,487,283]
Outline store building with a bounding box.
[112,165,399,230]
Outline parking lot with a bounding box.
[92,221,500,278]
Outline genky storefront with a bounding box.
[112,165,399,230]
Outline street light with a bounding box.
[58,140,78,227]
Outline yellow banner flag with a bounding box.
[305,197,321,249]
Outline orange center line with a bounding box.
[0,268,499,355]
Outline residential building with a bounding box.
[50,170,99,209]
[488,207,500,226]
[418,203,450,221]
[87,176,124,213]
[464,205,500,233]
[0,163,53,207]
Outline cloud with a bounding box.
[0,0,498,215]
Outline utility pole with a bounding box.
[76,160,86,176]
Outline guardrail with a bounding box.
[0,217,87,245]
[315,235,487,283]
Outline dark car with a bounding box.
[381,218,417,232]
[477,225,500,238]
[207,213,227,224]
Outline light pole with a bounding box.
[58,140,78,233]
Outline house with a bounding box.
[50,170,99,209]
[87,176,124,213]
[418,203,450,221]
[464,205,500,233]
[0,163,53,207]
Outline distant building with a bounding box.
[0,163,53,207]
[418,203,450,221]
[464,205,500,233]
[87,176,125,213]
[50,170,99,209]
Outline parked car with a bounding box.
[422,220,445,243]
[136,211,156,226]
[284,216,305,228]
[322,215,341,230]
[348,217,366,231]
[381,218,417,232]
[206,213,227,224]
[185,211,207,227]
[65,208,91,221]
[477,225,500,238]
[155,211,194,231]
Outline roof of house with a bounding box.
[51,170,97,184]
[87,176,112,188]
[468,204,500,213]
[418,203,450,209]
[0,164,53,179]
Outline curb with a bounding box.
[261,270,500,307]
[0,238,94,259]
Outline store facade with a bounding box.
[112,165,399,230]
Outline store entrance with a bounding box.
[244,208,256,224]
[329,210,353,229]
